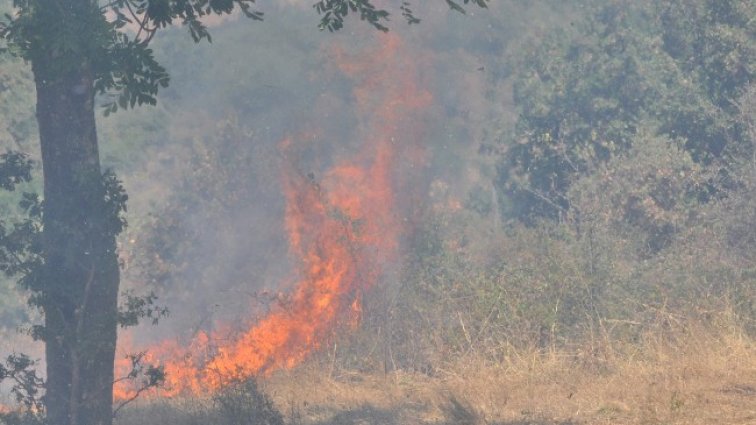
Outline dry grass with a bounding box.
[3,318,752,425]
[258,323,755,425]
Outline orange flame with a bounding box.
[114,32,431,399]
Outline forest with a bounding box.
[0,1,754,424]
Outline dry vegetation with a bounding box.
[111,314,754,425]
[115,159,756,425]
[109,2,755,424]
[2,2,754,424]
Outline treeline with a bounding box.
[342,0,756,371]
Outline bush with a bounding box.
[212,379,284,425]
[114,378,284,425]
[339,153,755,370]
[568,134,710,255]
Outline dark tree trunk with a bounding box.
[32,2,120,424]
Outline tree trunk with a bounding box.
[32,2,121,424]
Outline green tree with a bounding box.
[497,0,754,222]
[0,1,488,425]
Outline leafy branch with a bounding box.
[112,351,166,417]
[0,354,45,412]
[117,290,169,328]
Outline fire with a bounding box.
[115,32,431,399]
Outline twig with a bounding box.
[112,384,151,417]
[457,311,473,353]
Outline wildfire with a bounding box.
[115,32,431,399]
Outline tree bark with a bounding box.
[32,2,120,424]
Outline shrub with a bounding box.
[212,379,284,425]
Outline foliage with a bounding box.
[117,290,168,327]
[212,378,284,425]
[343,154,755,369]
[112,352,166,418]
[0,55,36,153]
[313,0,488,32]
[721,165,756,263]
[313,0,390,32]
[497,0,755,222]
[568,134,711,254]
[0,0,497,423]
[0,354,43,411]
[0,0,749,414]
[1,0,258,116]
[360,206,754,370]
[0,354,44,425]
[0,152,41,313]
[0,152,32,190]
[0,151,166,413]
[1,0,489,117]
[4,169,131,330]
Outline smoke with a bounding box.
[0,0,575,409]
[108,0,551,400]
[114,28,436,398]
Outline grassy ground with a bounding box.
[115,323,755,425]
